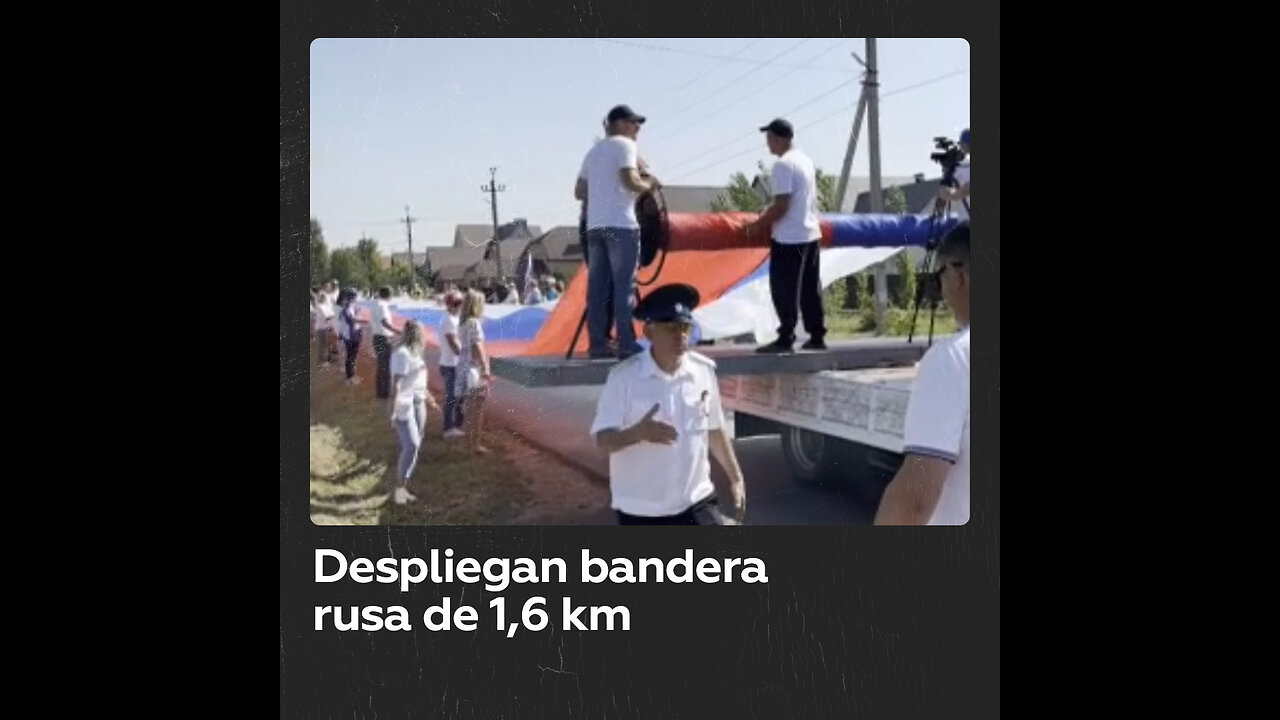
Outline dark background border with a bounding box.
[282,3,999,717]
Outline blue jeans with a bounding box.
[439,365,463,431]
[586,227,641,354]
[393,398,427,485]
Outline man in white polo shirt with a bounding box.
[575,104,661,359]
[589,284,746,525]
[875,224,970,525]
[370,286,400,400]
[743,118,827,353]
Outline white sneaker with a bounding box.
[443,428,465,439]
[393,487,415,505]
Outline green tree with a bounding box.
[329,248,365,290]
[355,237,381,285]
[380,262,415,293]
[814,169,838,212]
[884,185,909,215]
[310,218,329,285]
[711,171,765,212]
[884,186,915,308]
[895,252,917,309]
[712,165,839,213]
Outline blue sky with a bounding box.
[309,38,969,252]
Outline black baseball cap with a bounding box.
[607,104,646,124]
[759,118,794,139]
[634,283,700,324]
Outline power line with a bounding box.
[591,38,852,73]
[666,68,970,182]
[659,39,812,122]
[649,38,849,145]
[639,38,765,113]
[660,76,859,173]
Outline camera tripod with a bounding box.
[907,171,961,347]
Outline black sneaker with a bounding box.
[755,341,794,354]
[800,338,827,351]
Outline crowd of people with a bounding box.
[309,105,971,525]
[310,283,495,506]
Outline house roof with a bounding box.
[852,177,942,214]
[526,226,580,260]
[452,219,543,249]
[659,185,725,213]
[452,224,493,249]
[434,263,473,282]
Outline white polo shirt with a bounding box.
[901,325,970,525]
[579,135,640,231]
[589,349,724,517]
[371,299,394,337]
[768,148,822,244]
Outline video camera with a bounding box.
[929,136,966,185]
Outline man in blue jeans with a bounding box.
[575,104,661,359]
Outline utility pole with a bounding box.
[481,167,506,284]
[401,206,416,289]
[865,39,888,336]
[833,39,889,335]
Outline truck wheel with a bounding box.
[781,426,837,487]
[781,429,898,490]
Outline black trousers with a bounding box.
[616,496,723,526]
[373,335,392,399]
[343,339,360,380]
[769,239,826,344]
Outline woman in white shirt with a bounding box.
[389,320,440,505]
[456,289,493,455]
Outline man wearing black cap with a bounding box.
[589,284,747,525]
[574,104,661,359]
[743,118,827,353]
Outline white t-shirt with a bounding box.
[389,345,429,420]
[579,136,640,230]
[767,149,822,244]
[438,313,460,367]
[589,350,723,517]
[952,160,970,221]
[457,318,485,371]
[901,326,970,525]
[371,300,394,337]
[313,292,335,331]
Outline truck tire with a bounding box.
[781,426,842,487]
[781,428,901,490]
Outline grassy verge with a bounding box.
[308,349,608,525]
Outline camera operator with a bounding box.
[936,128,970,221]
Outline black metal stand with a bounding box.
[907,197,952,348]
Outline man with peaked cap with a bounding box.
[589,284,747,525]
